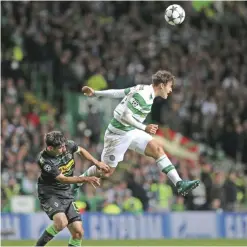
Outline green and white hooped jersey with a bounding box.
[107,84,155,134]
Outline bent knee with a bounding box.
[155,145,164,156]
[145,140,165,159]
[72,229,84,239]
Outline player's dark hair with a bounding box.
[152,70,175,86]
[45,131,67,147]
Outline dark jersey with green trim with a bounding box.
[107,84,154,134]
[37,140,78,197]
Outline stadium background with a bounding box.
[1,0,247,245]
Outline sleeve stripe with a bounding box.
[124,88,131,95]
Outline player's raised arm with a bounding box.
[75,146,110,173]
[82,86,133,98]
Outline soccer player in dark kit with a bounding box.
[35,131,110,246]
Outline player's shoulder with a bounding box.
[67,139,76,147]
[135,84,147,91]
[67,140,77,148]
[66,139,79,153]
[37,150,53,166]
[133,85,152,100]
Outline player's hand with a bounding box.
[145,124,159,135]
[96,161,110,173]
[83,176,101,187]
[82,86,95,97]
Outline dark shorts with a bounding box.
[38,194,81,224]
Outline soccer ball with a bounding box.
[164,4,185,26]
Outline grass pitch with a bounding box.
[1,239,247,246]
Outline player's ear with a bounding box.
[47,146,53,151]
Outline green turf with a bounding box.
[1,239,247,246]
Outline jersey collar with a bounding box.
[44,148,60,157]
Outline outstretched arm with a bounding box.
[82,86,131,98]
[75,146,110,173]
[56,173,100,187]
[95,89,125,98]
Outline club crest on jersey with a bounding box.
[109,155,115,161]
[44,164,51,172]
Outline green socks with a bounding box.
[68,237,82,246]
[35,224,58,246]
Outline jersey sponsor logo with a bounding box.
[59,159,75,174]
[44,164,51,172]
[131,99,139,108]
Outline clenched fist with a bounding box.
[82,86,95,97]
[145,124,159,135]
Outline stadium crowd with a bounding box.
[1,1,247,214]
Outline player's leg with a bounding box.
[76,130,133,180]
[145,139,200,195]
[36,196,68,246]
[67,221,84,246]
[66,201,84,246]
[129,130,200,195]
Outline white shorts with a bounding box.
[101,128,153,167]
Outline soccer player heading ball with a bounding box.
[78,70,200,194]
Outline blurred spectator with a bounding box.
[172,196,185,212]
[122,189,143,214]
[86,104,101,144]
[125,168,149,211]
[102,201,122,215]
[201,163,213,209]
[149,174,173,212]
[224,171,238,211]
[210,171,226,211]
[186,171,207,210]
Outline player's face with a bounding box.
[54,143,66,155]
[160,81,173,99]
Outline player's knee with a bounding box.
[146,140,164,159]
[155,145,164,157]
[54,217,68,231]
[72,228,84,239]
